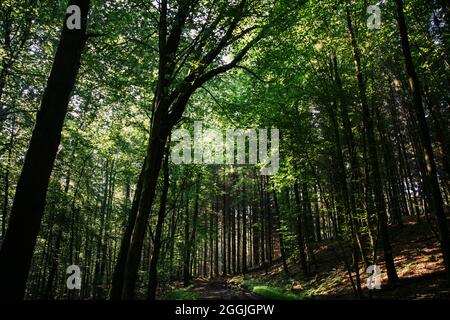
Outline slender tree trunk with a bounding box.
[93,160,110,300]
[0,0,91,300]
[1,117,15,239]
[376,105,403,227]
[395,0,450,280]
[183,193,191,285]
[294,183,308,276]
[222,191,227,275]
[214,196,219,276]
[110,159,145,299]
[345,5,399,284]
[232,201,236,274]
[242,184,248,274]
[313,184,321,242]
[42,229,62,300]
[209,202,214,278]
[273,191,289,274]
[147,147,170,300]
[237,200,241,274]
[259,177,266,270]
[121,115,170,299]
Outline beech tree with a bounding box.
[112,0,291,299]
[0,0,91,299]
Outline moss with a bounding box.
[243,279,306,300]
[162,286,199,300]
[252,285,300,300]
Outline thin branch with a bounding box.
[235,65,268,83]
[200,85,238,126]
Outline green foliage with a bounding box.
[163,286,199,300]
[243,279,304,300]
[0,0,448,300]
[252,286,299,300]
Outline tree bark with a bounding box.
[242,183,248,274]
[294,183,308,276]
[147,147,170,300]
[273,191,289,274]
[0,0,90,300]
[110,159,145,299]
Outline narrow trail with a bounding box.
[190,278,260,300]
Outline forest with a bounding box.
[0,0,449,301]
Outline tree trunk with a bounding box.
[147,147,170,300]
[294,183,308,276]
[242,183,248,274]
[0,0,90,300]
[110,159,145,299]
[273,191,289,274]
[345,5,399,284]
[395,0,450,280]
[1,116,15,238]
[222,182,227,275]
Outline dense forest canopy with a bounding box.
[0,0,449,300]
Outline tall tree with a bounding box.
[117,0,270,299]
[394,0,450,280]
[147,147,170,300]
[0,0,91,300]
[345,4,399,284]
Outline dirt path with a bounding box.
[190,278,260,300]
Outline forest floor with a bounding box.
[161,220,450,300]
[190,278,260,300]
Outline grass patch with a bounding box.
[162,286,199,300]
[252,285,299,300]
[243,279,305,300]
[241,271,344,299]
